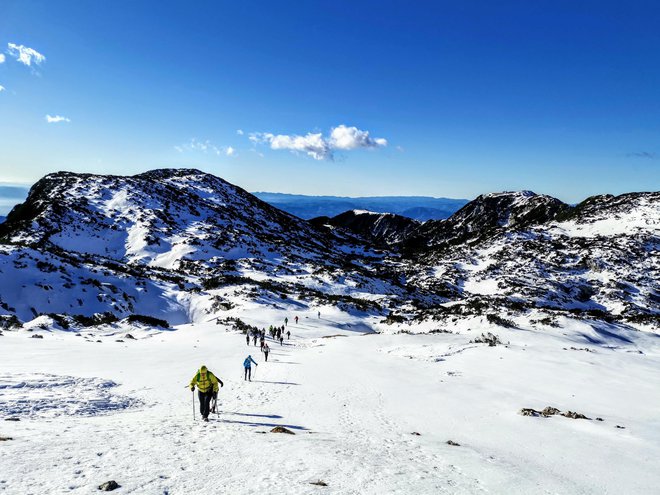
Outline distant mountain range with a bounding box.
[0,185,30,217]
[252,192,469,220]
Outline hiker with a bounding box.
[260,335,265,350]
[318,311,320,319]
[253,334,258,346]
[287,330,290,340]
[243,355,258,381]
[263,343,270,362]
[279,335,284,346]
[285,317,288,327]
[246,333,250,346]
[295,316,298,324]
[189,365,223,422]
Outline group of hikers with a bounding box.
[246,325,290,348]
[189,316,303,421]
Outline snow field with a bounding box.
[1,313,660,494]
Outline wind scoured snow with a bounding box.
[0,373,139,418]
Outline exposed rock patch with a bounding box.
[98,480,120,491]
[270,426,295,434]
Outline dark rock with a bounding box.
[561,411,590,420]
[98,480,120,491]
[310,480,328,486]
[4,417,20,421]
[471,332,502,346]
[596,417,604,421]
[411,432,421,436]
[541,407,560,417]
[115,339,124,343]
[270,426,295,434]
[520,408,542,417]
[31,334,44,339]
[124,333,136,340]
[446,440,460,446]
[0,436,13,441]
[615,425,626,429]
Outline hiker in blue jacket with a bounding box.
[243,355,258,381]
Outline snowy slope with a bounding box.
[1,314,659,494]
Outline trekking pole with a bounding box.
[192,389,195,422]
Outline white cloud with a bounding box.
[7,43,46,67]
[248,125,387,160]
[236,129,244,135]
[0,85,5,92]
[251,132,331,160]
[175,138,236,157]
[45,115,70,123]
[0,54,5,64]
[329,125,387,150]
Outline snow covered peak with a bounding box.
[0,169,346,269]
[481,190,537,199]
[351,209,382,216]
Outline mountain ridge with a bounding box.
[0,169,657,332]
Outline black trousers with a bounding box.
[198,390,213,418]
[244,367,252,380]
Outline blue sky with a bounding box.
[1,0,659,203]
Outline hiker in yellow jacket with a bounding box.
[190,365,224,421]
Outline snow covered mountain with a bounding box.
[0,169,403,325]
[401,190,568,251]
[310,209,420,246]
[0,169,657,333]
[398,191,659,330]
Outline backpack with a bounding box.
[196,370,215,382]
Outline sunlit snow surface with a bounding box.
[0,373,138,418]
[0,312,659,494]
